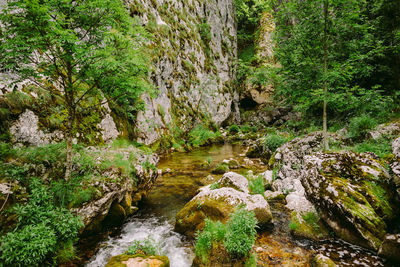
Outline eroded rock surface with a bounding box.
[301,151,396,251]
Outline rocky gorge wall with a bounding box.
[0,0,238,146]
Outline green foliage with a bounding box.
[245,253,258,267]
[352,138,392,158]
[263,134,287,152]
[302,212,320,231]
[0,223,57,267]
[228,124,240,134]
[195,219,227,263]
[55,240,77,264]
[248,175,265,196]
[0,142,15,160]
[289,221,299,231]
[189,125,220,147]
[69,187,98,208]
[224,207,258,258]
[210,182,220,190]
[274,0,397,123]
[126,237,162,256]
[0,178,83,266]
[347,115,377,141]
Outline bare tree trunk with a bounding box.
[65,108,74,181]
[323,0,329,151]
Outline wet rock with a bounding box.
[301,151,396,251]
[106,254,169,267]
[218,172,249,193]
[378,234,400,262]
[245,138,272,164]
[175,186,272,238]
[310,254,337,267]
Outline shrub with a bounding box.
[210,182,220,190]
[289,221,299,231]
[245,253,257,267]
[347,115,377,141]
[0,223,57,267]
[352,137,392,158]
[224,207,258,258]
[195,219,226,263]
[189,125,220,147]
[248,175,265,196]
[228,124,240,134]
[126,237,162,256]
[263,134,287,152]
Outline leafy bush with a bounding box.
[0,142,15,160]
[126,237,162,256]
[263,134,287,152]
[195,219,226,263]
[210,182,220,190]
[224,207,258,258]
[348,115,377,141]
[248,175,265,196]
[228,124,240,134]
[189,125,220,147]
[0,223,57,267]
[245,253,257,267]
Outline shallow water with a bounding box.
[86,143,393,267]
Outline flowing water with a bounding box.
[86,143,393,267]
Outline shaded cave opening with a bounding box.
[239,97,258,110]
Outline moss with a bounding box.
[289,211,329,241]
[211,163,229,174]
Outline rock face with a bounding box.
[131,0,238,145]
[175,173,272,238]
[74,148,159,235]
[301,151,396,251]
[378,234,400,262]
[2,0,238,146]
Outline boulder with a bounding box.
[260,170,273,189]
[270,132,341,214]
[106,254,169,267]
[175,186,272,238]
[378,234,400,263]
[218,172,249,193]
[368,122,400,140]
[310,254,337,267]
[301,151,397,251]
[264,190,285,201]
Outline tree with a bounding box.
[274,0,390,143]
[0,0,150,180]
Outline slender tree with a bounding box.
[0,0,150,180]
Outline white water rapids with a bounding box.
[86,216,193,267]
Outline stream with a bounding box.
[86,143,392,267]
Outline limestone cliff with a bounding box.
[0,0,238,146]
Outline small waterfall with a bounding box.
[86,216,194,267]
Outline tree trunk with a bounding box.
[65,108,74,181]
[323,0,329,151]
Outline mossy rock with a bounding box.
[289,211,329,241]
[302,151,398,250]
[192,241,248,267]
[211,163,229,174]
[310,254,337,267]
[175,187,272,238]
[102,202,127,229]
[106,254,169,267]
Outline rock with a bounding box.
[301,151,397,251]
[98,114,119,142]
[270,132,342,214]
[264,190,285,201]
[218,172,249,193]
[175,186,273,238]
[289,211,329,241]
[310,254,337,267]
[260,170,273,188]
[378,234,400,262]
[391,137,400,198]
[368,122,400,140]
[106,254,169,267]
[228,159,240,169]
